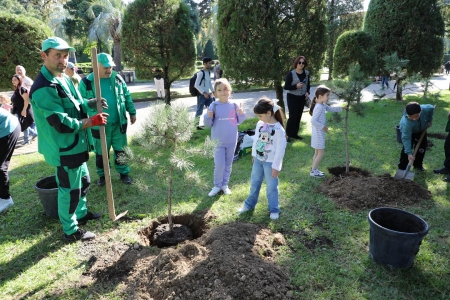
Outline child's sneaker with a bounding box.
[238,205,251,214]
[310,169,325,178]
[221,186,232,195]
[316,169,325,175]
[208,187,222,197]
[270,212,279,220]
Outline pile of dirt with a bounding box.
[318,167,431,211]
[80,221,296,299]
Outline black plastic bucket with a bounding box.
[368,207,428,268]
[396,125,402,143]
[35,176,59,218]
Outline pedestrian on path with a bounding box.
[284,55,310,142]
[15,65,33,91]
[194,57,215,130]
[11,74,37,145]
[79,53,136,186]
[0,109,20,213]
[153,68,165,99]
[30,37,107,242]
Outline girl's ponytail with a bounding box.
[274,109,286,128]
[309,97,317,116]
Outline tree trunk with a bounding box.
[168,163,174,235]
[164,75,171,105]
[396,81,402,100]
[274,80,285,111]
[113,39,122,71]
[345,106,350,174]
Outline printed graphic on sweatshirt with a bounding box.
[255,124,275,161]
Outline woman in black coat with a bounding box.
[283,56,310,142]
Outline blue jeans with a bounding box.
[24,123,37,143]
[244,158,280,213]
[381,76,389,88]
[195,94,213,118]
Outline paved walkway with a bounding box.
[10,74,450,156]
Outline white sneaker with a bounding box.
[310,170,325,178]
[0,197,14,213]
[208,187,222,197]
[270,212,279,220]
[221,186,232,195]
[238,206,251,214]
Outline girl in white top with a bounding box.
[238,97,287,220]
[309,85,347,177]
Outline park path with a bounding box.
[11,73,450,156]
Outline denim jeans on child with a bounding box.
[23,122,37,143]
[244,158,280,213]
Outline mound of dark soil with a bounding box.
[318,167,431,211]
[79,218,296,299]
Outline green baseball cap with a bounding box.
[42,37,75,52]
[97,53,116,67]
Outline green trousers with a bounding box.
[56,163,89,235]
[94,123,130,177]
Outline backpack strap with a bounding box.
[199,69,205,86]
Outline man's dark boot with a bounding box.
[97,176,105,186]
[64,229,96,242]
[120,174,132,184]
[77,212,102,226]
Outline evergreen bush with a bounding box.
[333,30,376,78]
[363,0,444,77]
[0,12,53,89]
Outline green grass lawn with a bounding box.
[1,92,450,299]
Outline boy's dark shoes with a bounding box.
[415,166,426,172]
[64,229,96,242]
[77,212,102,225]
[293,135,304,140]
[120,174,132,184]
[433,167,450,175]
[444,177,450,182]
[196,126,204,130]
[97,176,105,186]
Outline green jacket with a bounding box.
[78,71,136,138]
[30,65,94,167]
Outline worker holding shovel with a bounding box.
[398,102,435,172]
[30,37,108,242]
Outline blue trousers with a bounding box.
[195,94,213,118]
[244,159,280,213]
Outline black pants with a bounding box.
[0,125,20,199]
[443,132,450,169]
[398,131,427,170]
[286,93,306,138]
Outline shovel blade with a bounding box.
[394,169,415,180]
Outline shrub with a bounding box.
[333,30,376,78]
[363,0,444,77]
[0,12,53,89]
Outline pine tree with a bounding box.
[364,0,445,77]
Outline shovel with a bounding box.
[394,129,427,180]
[91,48,128,221]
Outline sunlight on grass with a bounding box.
[2,92,450,298]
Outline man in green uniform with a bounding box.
[30,37,108,242]
[79,53,136,186]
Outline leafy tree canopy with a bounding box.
[217,0,327,107]
[0,12,53,89]
[364,0,445,77]
[203,39,215,59]
[122,0,196,103]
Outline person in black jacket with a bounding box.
[283,56,310,142]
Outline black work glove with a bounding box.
[87,98,108,110]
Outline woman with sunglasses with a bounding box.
[283,56,310,142]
